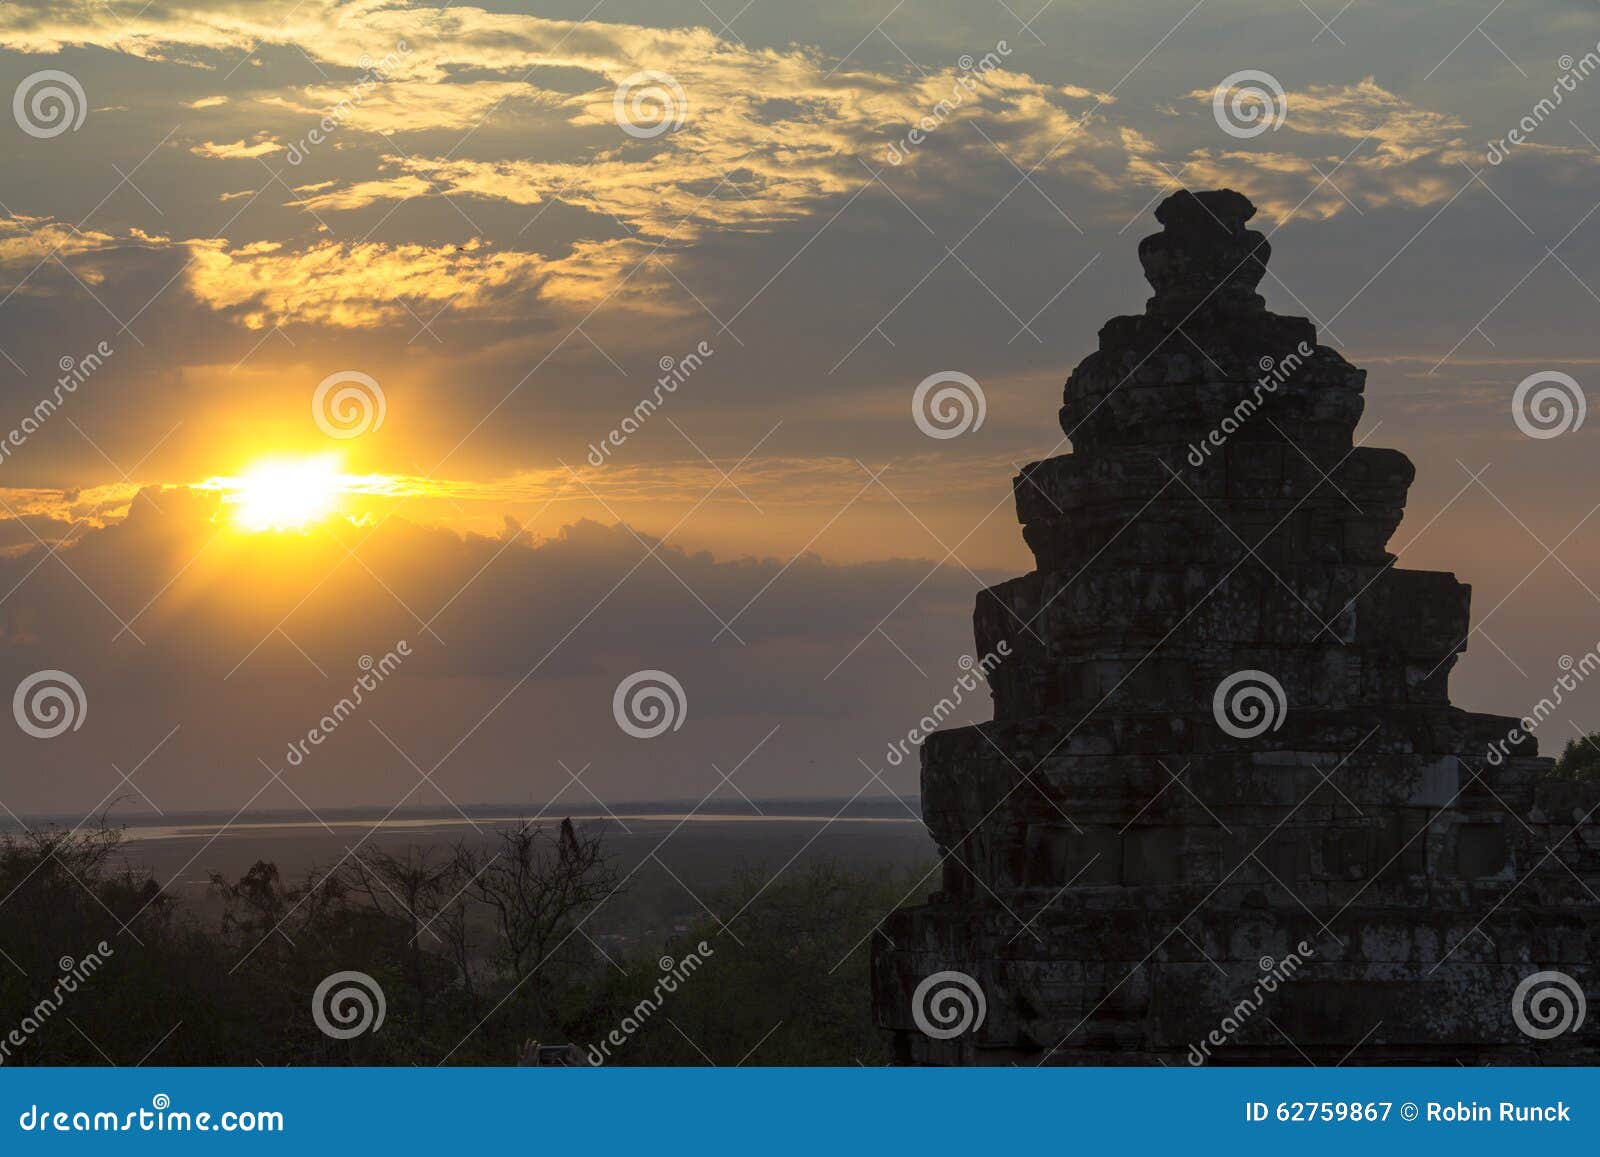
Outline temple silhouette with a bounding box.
[873,188,1599,1064]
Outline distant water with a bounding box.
[4,797,924,842]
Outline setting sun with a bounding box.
[223,454,346,531]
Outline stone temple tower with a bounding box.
[873,188,1599,1064]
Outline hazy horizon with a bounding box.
[5,791,922,827]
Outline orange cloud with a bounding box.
[1144,77,1553,223]
[190,137,284,159]
[180,233,688,328]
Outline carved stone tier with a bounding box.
[872,189,1600,1065]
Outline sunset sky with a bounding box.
[0,0,1597,816]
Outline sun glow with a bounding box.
[224,454,346,531]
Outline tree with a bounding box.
[458,818,623,1036]
[578,860,933,1065]
[0,821,226,1065]
[1553,730,1600,780]
[2,818,921,1067]
[341,847,464,1034]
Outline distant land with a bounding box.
[5,797,935,954]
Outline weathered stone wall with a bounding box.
[872,189,1600,1065]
